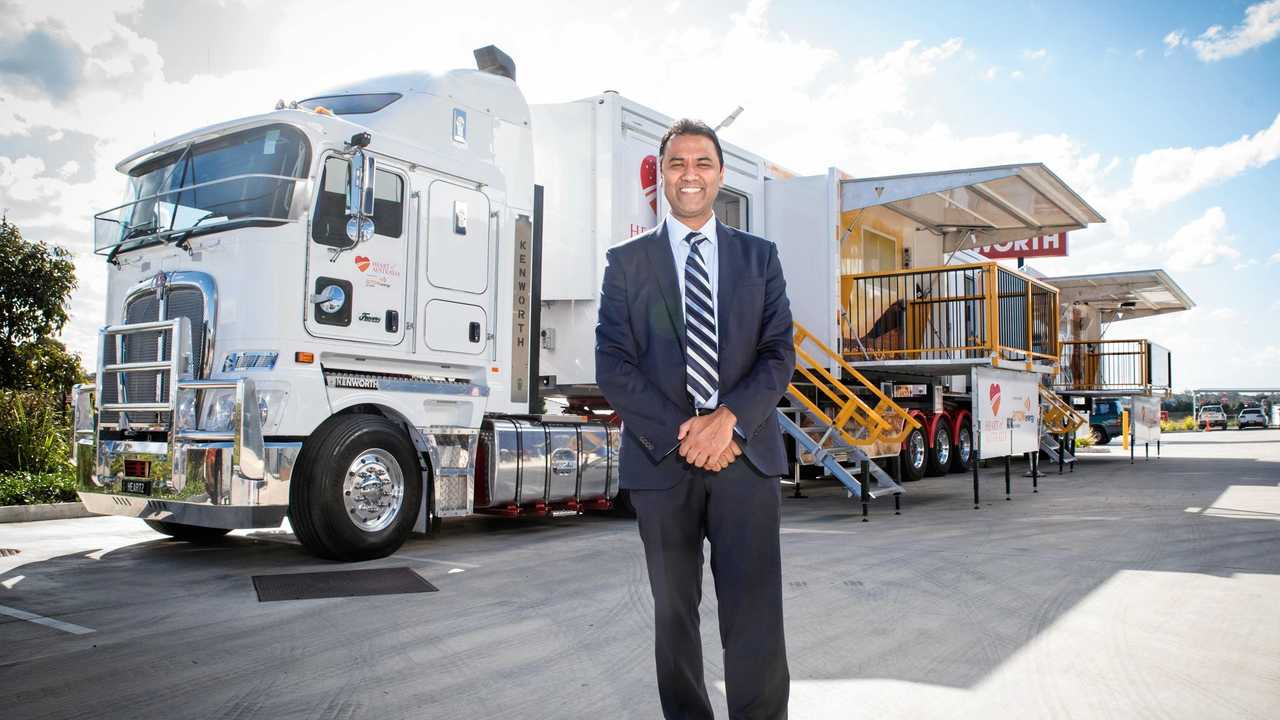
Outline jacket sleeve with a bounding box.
[595,247,689,461]
[719,243,795,437]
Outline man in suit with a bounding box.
[596,118,795,719]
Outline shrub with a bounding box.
[1075,432,1095,448]
[0,390,71,475]
[0,469,78,506]
[1181,416,1198,432]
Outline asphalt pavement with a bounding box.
[2,428,1278,719]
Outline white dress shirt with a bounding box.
[666,213,719,408]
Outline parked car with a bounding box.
[1198,405,1229,430]
[1088,398,1125,445]
[1237,407,1267,430]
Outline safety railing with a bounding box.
[841,261,1059,368]
[1054,339,1171,393]
[1040,386,1088,434]
[789,321,919,449]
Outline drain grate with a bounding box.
[0,548,19,557]
[251,567,438,602]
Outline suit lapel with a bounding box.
[716,220,738,350]
[644,221,686,354]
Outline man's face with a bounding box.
[661,133,723,226]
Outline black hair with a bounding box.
[658,118,724,169]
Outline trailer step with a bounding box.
[1039,434,1076,464]
[777,409,902,499]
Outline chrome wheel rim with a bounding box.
[958,427,972,463]
[342,449,405,533]
[909,432,926,470]
[934,428,951,466]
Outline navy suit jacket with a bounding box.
[595,220,795,490]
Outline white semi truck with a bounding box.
[72,46,1106,560]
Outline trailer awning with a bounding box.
[1045,269,1195,322]
[840,163,1105,253]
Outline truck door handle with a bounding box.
[469,321,481,343]
[385,310,399,333]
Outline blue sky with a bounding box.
[0,0,1277,388]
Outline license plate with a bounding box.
[121,479,152,496]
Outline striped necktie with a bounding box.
[683,231,719,409]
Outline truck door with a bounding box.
[419,178,493,357]
[305,155,409,345]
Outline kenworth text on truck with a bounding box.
[72,46,1115,560]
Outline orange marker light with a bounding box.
[295,351,315,364]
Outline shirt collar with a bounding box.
[665,213,717,247]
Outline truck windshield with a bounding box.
[95,123,310,255]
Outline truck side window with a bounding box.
[312,157,405,245]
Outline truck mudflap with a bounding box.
[72,375,299,529]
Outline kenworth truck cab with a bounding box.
[72,47,621,560]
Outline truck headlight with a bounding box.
[256,389,289,434]
[199,388,237,433]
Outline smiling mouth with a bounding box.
[679,187,703,194]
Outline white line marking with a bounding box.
[397,555,480,569]
[447,568,466,574]
[0,603,95,635]
[780,528,858,535]
[2,575,24,589]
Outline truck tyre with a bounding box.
[1090,425,1110,446]
[144,520,231,543]
[950,419,973,474]
[925,422,952,477]
[290,414,422,562]
[899,425,927,482]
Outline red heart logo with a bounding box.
[989,383,1002,415]
[354,256,371,272]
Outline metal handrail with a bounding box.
[1055,339,1158,391]
[1040,386,1088,434]
[842,260,1059,367]
[789,321,919,449]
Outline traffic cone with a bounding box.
[1204,417,1211,432]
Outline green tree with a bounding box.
[0,218,84,393]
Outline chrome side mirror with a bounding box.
[345,148,376,243]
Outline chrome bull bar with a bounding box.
[73,320,295,529]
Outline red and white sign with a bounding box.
[976,232,1067,259]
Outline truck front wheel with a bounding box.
[290,415,422,561]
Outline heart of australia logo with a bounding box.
[354,256,371,272]
[989,382,1002,416]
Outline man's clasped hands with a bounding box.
[676,405,743,473]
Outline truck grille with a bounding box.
[101,284,207,427]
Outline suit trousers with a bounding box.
[630,459,790,720]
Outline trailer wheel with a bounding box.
[925,422,952,477]
[950,419,973,474]
[1090,425,1110,446]
[290,415,422,561]
[899,426,927,482]
[144,520,231,543]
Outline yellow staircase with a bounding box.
[1039,386,1087,468]
[776,321,919,500]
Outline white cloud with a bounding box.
[1022,48,1048,61]
[1164,207,1241,271]
[1208,307,1240,321]
[1134,48,1146,59]
[1190,0,1280,61]
[1010,69,1024,79]
[1125,112,1280,210]
[1234,258,1259,270]
[1163,30,1185,54]
[1269,250,1280,265]
[984,65,999,80]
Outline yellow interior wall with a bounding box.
[838,205,909,275]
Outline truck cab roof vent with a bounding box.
[474,45,516,82]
